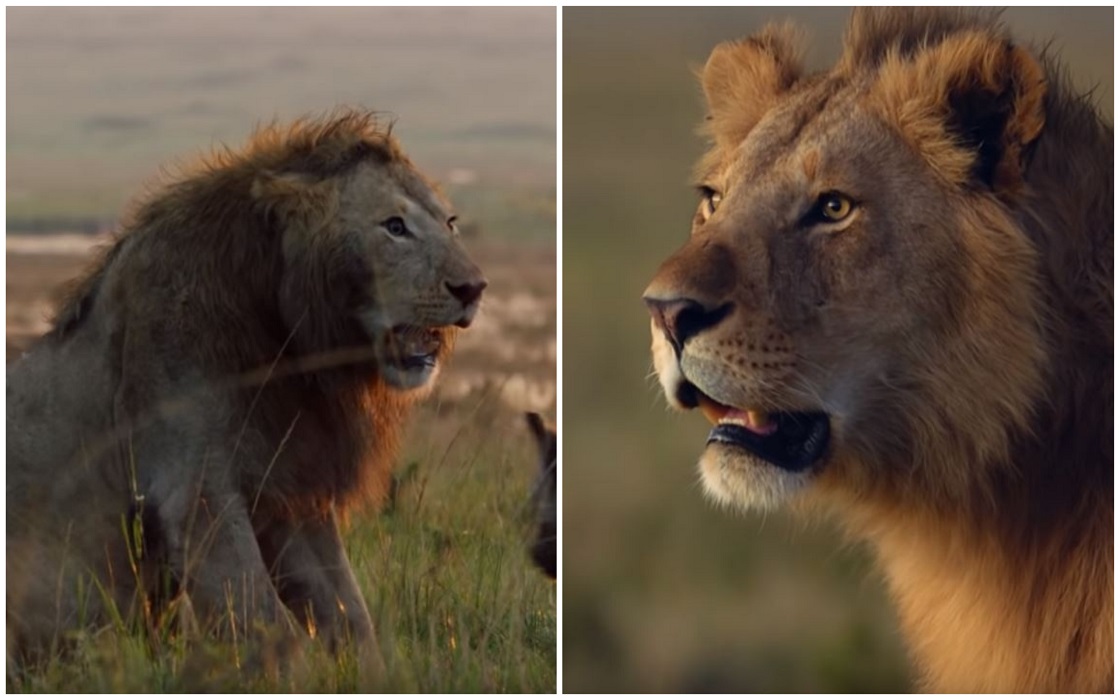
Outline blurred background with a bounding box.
[562,6,1112,693]
[8,7,555,692]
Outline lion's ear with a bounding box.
[869,31,1046,196]
[251,170,339,223]
[525,412,549,447]
[700,22,804,151]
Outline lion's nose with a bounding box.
[446,279,488,307]
[643,296,732,353]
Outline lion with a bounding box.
[525,413,556,579]
[643,8,1111,693]
[6,109,487,663]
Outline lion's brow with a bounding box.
[401,178,450,222]
[753,82,840,161]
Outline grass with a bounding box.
[7,387,556,693]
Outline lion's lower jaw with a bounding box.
[698,444,813,512]
[380,362,440,393]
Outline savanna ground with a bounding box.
[562,7,1112,693]
[7,7,555,692]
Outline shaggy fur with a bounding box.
[645,9,1111,692]
[7,109,486,662]
[525,413,557,579]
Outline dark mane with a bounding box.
[841,7,1006,70]
[174,107,406,184]
[43,108,425,518]
[49,108,407,342]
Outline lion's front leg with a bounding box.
[167,491,295,639]
[256,510,376,652]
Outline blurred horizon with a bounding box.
[7,7,556,237]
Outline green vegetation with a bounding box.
[8,393,556,693]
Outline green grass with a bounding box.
[7,391,556,693]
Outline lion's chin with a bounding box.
[698,443,815,511]
[381,361,440,391]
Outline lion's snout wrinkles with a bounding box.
[644,234,804,412]
[644,236,742,354]
[644,237,738,306]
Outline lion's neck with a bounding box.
[838,474,1112,692]
[243,369,413,519]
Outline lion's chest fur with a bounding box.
[861,501,1113,693]
[233,377,410,517]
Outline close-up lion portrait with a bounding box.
[564,5,1111,694]
[8,109,486,663]
[643,7,1111,693]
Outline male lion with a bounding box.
[644,9,1112,693]
[7,110,487,662]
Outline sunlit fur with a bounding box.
[7,109,485,662]
[646,9,1111,692]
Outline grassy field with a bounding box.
[561,7,1112,693]
[7,7,555,693]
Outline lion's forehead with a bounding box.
[720,79,873,186]
[396,166,451,218]
[343,161,450,222]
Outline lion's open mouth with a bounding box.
[684,384,830,472]
[386,324,443,370]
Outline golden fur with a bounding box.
[645,9,1111,692]
[7,109,486,661]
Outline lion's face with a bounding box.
[645,22,1046,510]
[338,161,486,390]
[271,158,486,391]
[339,161,485,389]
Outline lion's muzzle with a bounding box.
[643,279,832,477]
[446,278,487,328]
[643,294,733,357]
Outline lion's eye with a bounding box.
[383,216,410,237]
[816,193,854,222]
[699,187,723,220]
[447,215,458,232]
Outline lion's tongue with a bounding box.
[697,394,777,436]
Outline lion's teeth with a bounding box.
[697,394,729,424]
[746,410,768,429]
[718,409,778,435]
